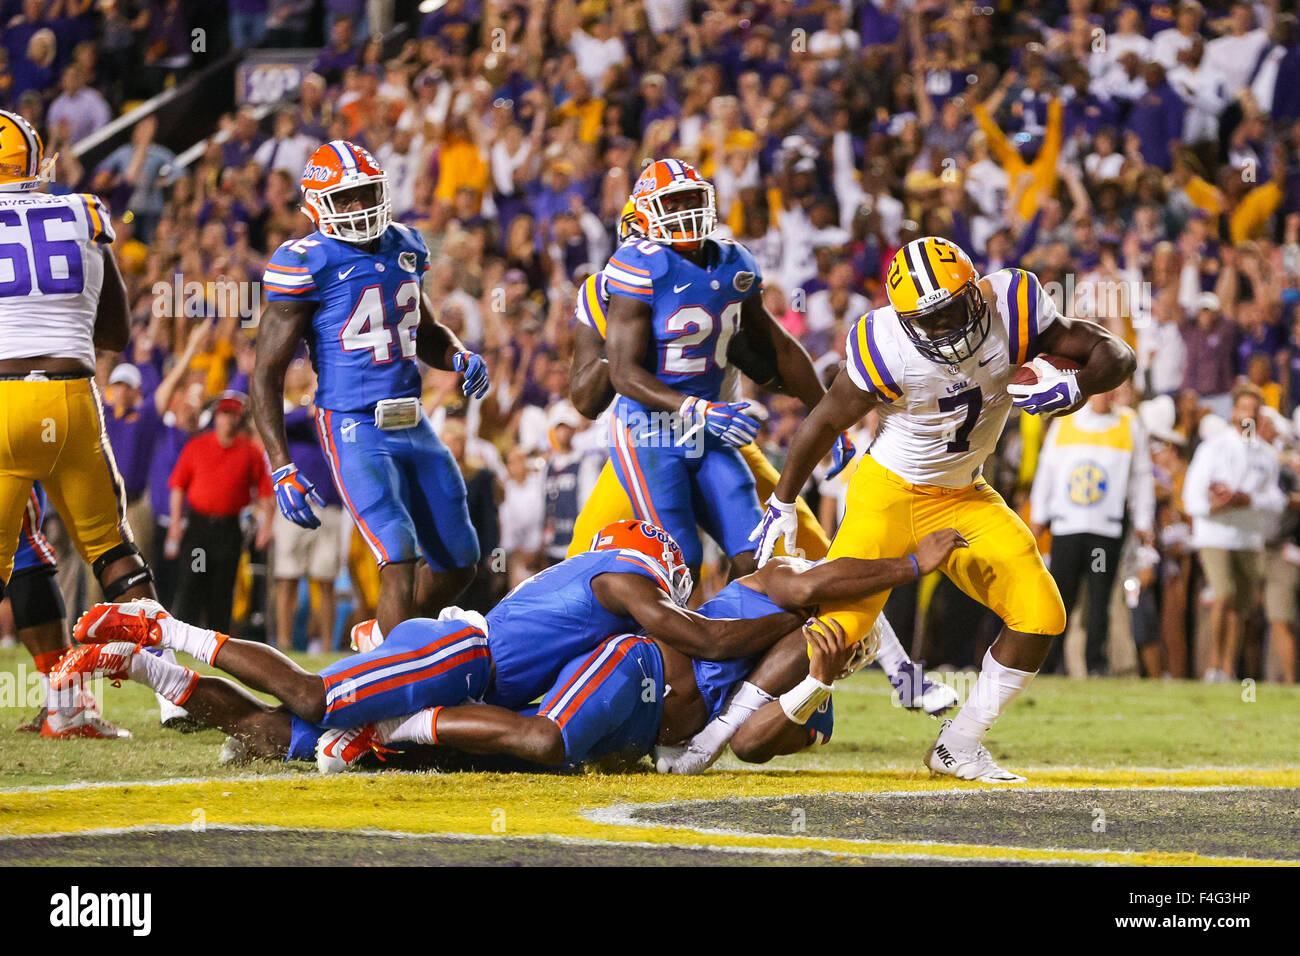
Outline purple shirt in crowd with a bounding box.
[105,399,163,502]
[284,405,340,508]
[1181,316,1238,397]
[149,422,193,527]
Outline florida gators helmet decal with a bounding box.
[591,519,693,606]
[630,158,716,250]
[300,140,391,243]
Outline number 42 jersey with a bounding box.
[263,223,430,413]
[845,268,1061,488]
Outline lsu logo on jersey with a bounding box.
[1067,461,1108,506]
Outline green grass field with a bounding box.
[1,645,1297,788]
[2,645,1297,865]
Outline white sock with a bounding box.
[380,710,432,745]
[687,681,775,756]
[947,648,1036,747]
[40,671,73,714]
[872,615,910,679]
[158,616,223,664]
[131,647,198,703]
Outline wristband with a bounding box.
[908,554,920,578]
[779,674,834,724]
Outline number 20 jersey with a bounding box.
[845,268,1060,488]
[263,223,430,413]
[602,236,762,406]
[0,192,114,368]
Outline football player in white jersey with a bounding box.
[752,235,1135,782]
[0,110,159,634]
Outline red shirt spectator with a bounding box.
[169,421,272,518]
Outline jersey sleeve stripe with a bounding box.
[607,256,651,276]
[853,314,901,401]
[603,263,652,287]
[78,193,111,243]
[271,264,311,273]
[1014,269,1032,365]
[263,270,314,285]
[265,283,315,295]
[605,277,653,298]
[615,552,672,592]
[1006,269,1024,365]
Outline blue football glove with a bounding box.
[680,396,762,447]
[453,350,490,399]
[824,431,857,480]
[272,464,325,530]
[1006,357,1082,416]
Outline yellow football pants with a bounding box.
[821,454,1065,645]
[567,442,830,561]
[0,378,133,584]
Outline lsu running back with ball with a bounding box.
[754,235,1135,782]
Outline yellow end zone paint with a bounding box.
[2,768,1297,866]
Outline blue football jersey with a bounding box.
[263,223,431,412]
[484,548,669,709]
[692,579,834,745]
[603,236,763,404]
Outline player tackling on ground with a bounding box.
[752,235,1135,782]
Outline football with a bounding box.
[1011,354,1081,386]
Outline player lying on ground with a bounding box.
[58,521,801,744]
[55,525,962,772]
[567,220,954,717]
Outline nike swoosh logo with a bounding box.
[978,355,995,367]
[674,283,691,293]
[338,267,356,280]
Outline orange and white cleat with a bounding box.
[74,599,169,647]
[49,641,138,692]
[40,709,132,739]
[315,723,394,773]
[349,618,384,653]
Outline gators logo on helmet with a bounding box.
[0,109,54,192]
[886,236,989,364]
[630,159,716,250]
[300,140,391,243]
[591,519,693,606]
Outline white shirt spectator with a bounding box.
[1151,27,1195,70]
[1249,42,1288,115]
[1168,62,1230,143]
[1135,317,1188,396]
[1084,150,1125,181]
[808,27,859,61]
[1204,27,1270,98]
[490,138,532,196]
[805,288,870,336]
[500,468,546,555]
[46,86,111,145]
[375,135,426,219]
[255,131,317,179]
[1030,404,1155,539]
[1183,424,1286,551]
[569,28,627,92]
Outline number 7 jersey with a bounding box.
[263,223,430,413]
[845,268,1060,488]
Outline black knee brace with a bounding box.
[93,542,155,601]
[6,566,66,630]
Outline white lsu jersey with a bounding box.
[0,191,114,368]
[844,268,1060,487]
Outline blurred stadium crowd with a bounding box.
[2,0,1300,683]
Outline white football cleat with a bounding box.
[652,742,718,775]
[925,720,1026,783]
[889,661,960,716]
[316,723,394,773]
